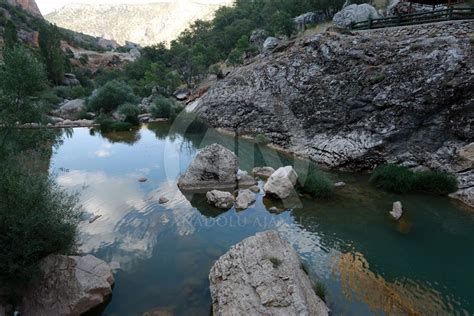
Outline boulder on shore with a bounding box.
[22,255,114,316]
[206,190,235,209]
[58,99,86,120]
[209,231,329,316]
[333,4,380,28]
[178,144,239,191]
[264,166,298,199]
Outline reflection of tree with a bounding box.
[336,252,446,315]
[98,128,141,145]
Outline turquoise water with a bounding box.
[49,123,474,316]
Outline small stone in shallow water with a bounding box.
[334,182,346,187]
[390,201,403,220]
[89,215,102,223]
[138,177,148,183]
[159,197,169,204]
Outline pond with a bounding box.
[49,123,474,315]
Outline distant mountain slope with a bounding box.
[45,0,233,47]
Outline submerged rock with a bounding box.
[22,255,114,316]
[206,190,235,209]
[209,231,329,316]
[390,201,403,220]
[334,182,347,188]
[237,170,257,187]
[178,144,239,191]
[264,166,298,199]
[235,189,256,210]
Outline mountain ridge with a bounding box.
[45,0,233,46]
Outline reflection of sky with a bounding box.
[50,126,474,315]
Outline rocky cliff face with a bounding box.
[45,0,233,46]
[7,0,41,17]
[195,21,474,206]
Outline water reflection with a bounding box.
[49,124,474,315]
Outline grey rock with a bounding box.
[159,197,170,204]
[58,99,86,120]
[334,182,346,187]
[264,166,298,199]
[235,189,256,210]
[294,11,326,31]
[249,185,260,193]
[209,231,329,316]
[250,29,268,52]
[195,21,473,205]
[62,73,81,86]
[252,166,276,179]
[390,201,403,220]
[178,144,239,191]
[237,170,257,187]
[22,255,114,316]
[333,4,380,28]
[263,37,280,51]
[206,190,235,209]
[173,88,191,101]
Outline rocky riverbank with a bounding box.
[193,21,474,207]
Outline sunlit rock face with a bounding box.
[7,0,42,17]
[45,0,233,46]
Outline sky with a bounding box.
[36,0,230,15]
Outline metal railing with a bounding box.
[349,7,474,30]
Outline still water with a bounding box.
[50,123,474,316]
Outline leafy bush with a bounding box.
[150,96,182,121]
[413,170,458,195]
[370,164,458,195]
[298,168,334,199]
[88,80,137,113]
[0,159,81,300]
[95,114,134,132]
[369,164,415,194]
[118,103,141,125]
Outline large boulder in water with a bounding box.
[333,4,380,28]
[264,166,298,199]
[22,255,114,315]
[178,144,239,191]
[209,230,329,315]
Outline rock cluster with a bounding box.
[22,255,114,315]
[195,21,474,207]
[209,231,329,316]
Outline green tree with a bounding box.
[87,80,138,113]
[269,11,296,37]
[39,24,65,85]
[0,45,47,146]
[4,19,18,49]
[0,158,81,301]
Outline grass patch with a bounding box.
[370,164,457,195]
[268,257,282,269]
[298,168,334,199]
[314,281,327,302]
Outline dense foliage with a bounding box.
[0,158,81,300]
[370,164,458,195]
[87,80,138,113]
